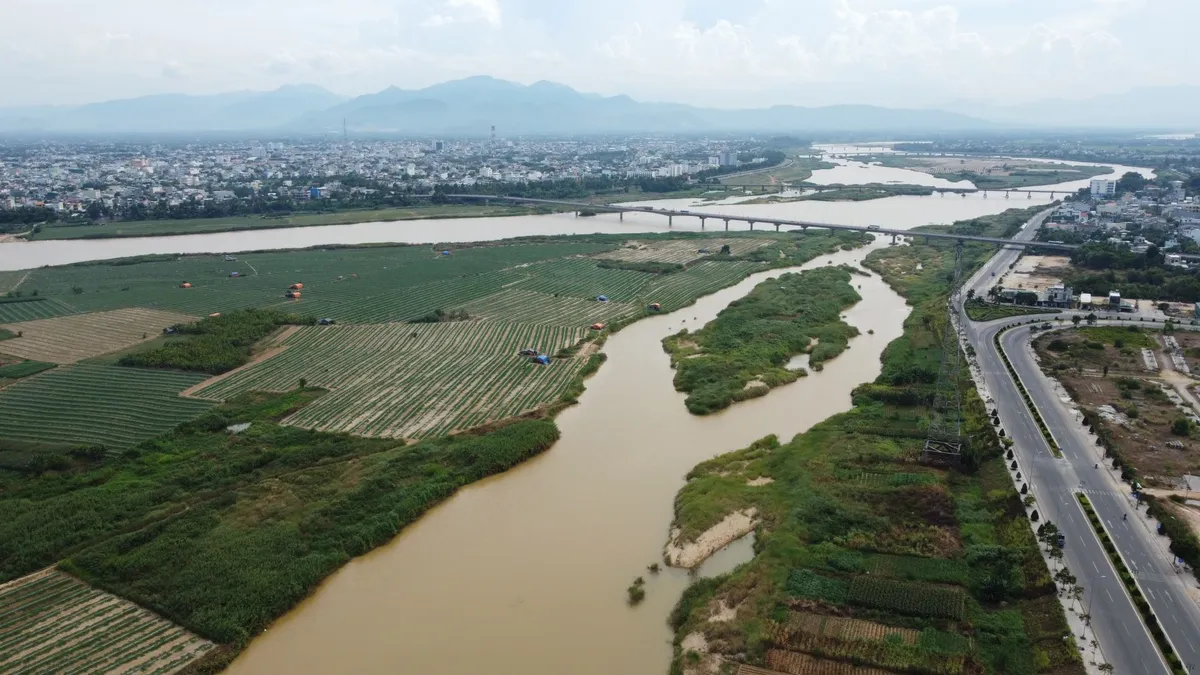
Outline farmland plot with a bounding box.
[460,289,638,327]
[0,299,78,324]
[510,258,655,302]
[0,308,197,364]
[193,321,590,438]
[288,268,528,324]
[763,649,896,675]
[641,260,765,311]
[597,238,771,264]
[0,568,213,675]
[0,365,212,449]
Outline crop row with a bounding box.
[0,298,78,324]
[512,258,656,302]
[0,308,196,364]
[0,364,212,448]
[764,649,895,675]
[1077,493,1187,675]
[993,325,1062,457]
[461,289,638,327]
[0,361,55,380]
[641,261,763,311]
[773,630,967,675]
[865,554,969,586]
[193,321,589,438]
[288,268,529,323]
[847,576,967,621]
[0,569,213,675]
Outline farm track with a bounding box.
[0,365,212,448]
[0,308,197,364]
[193,321,589,439]
[0,569,212,675]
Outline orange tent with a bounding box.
[180,282,192,289]
[590,323,606,330]
[290,283,304,290]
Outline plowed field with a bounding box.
[0,308,197,364]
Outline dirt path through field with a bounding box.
[181,326,300,399]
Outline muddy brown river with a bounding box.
[223,241,910,675]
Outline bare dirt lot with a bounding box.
[1036,326,1200,485]
[998,255,1070,295]
[595,239,770,265]
[0,307,197,364]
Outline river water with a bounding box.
[0,160,1150,272]
[223,241,910,675]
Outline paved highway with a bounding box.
[961,209,1200,673]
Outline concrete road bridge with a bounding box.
[444,194,1079,251]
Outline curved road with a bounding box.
[961,210,1200,674]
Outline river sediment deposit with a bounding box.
[223,240,910,675]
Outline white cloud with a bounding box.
[0,0,1195,108]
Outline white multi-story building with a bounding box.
[1090,179,1117,198]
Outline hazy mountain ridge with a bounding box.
[0,76,991,135]
[943,86,1200,130]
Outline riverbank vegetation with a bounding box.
[0,389,560,669]
[664,266,862,414]
[118,309,310,374]
[666,205,1082,675]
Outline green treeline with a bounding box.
[0,389,559,650]
[118,309,311,375]
[1068,242,1200,302]
[663,266,862,415]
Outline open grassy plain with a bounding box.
[0,308,197,364]
[666,206,1083,675]
[596,238,771,264]
[0,568,214,674]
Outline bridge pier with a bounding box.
[774,223,780,232]
[1005,191,1010,199]
[700,217,706,230]
[748,221,754,231]
[619,211,623,221]
[668,215,673,227]
[723,218,730,231]
[1049,192,1055,199]
[1028,192,1032,199]
[892,234,898,244]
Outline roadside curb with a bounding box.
[1076,493,1186,675]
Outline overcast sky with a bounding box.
[2,0,1193,108]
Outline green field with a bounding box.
[193,321,590,439]
[965,300,1058,322]
[0,298,78,323]
[720,155,835,186]
[0,568,214,674]
[461,289,639,326]
[0,365,212,449]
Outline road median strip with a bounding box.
[1076,493,1186,675]
[992,324,1063,457]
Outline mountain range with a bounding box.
[0,77,1194,136]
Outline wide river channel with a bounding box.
[0,157,1153,673]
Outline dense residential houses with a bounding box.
[0,138,758,216]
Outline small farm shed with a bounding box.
[532,354,551,365]
[180,282,192,288]
[649,302,662,311]
[590,323,606,330]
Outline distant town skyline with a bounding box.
[3,0,1197,109]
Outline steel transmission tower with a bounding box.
[923,239,966,464]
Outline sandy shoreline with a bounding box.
[664,508,758,569]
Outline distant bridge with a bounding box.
[708,183,1075,198]
[444,194,1079,251]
